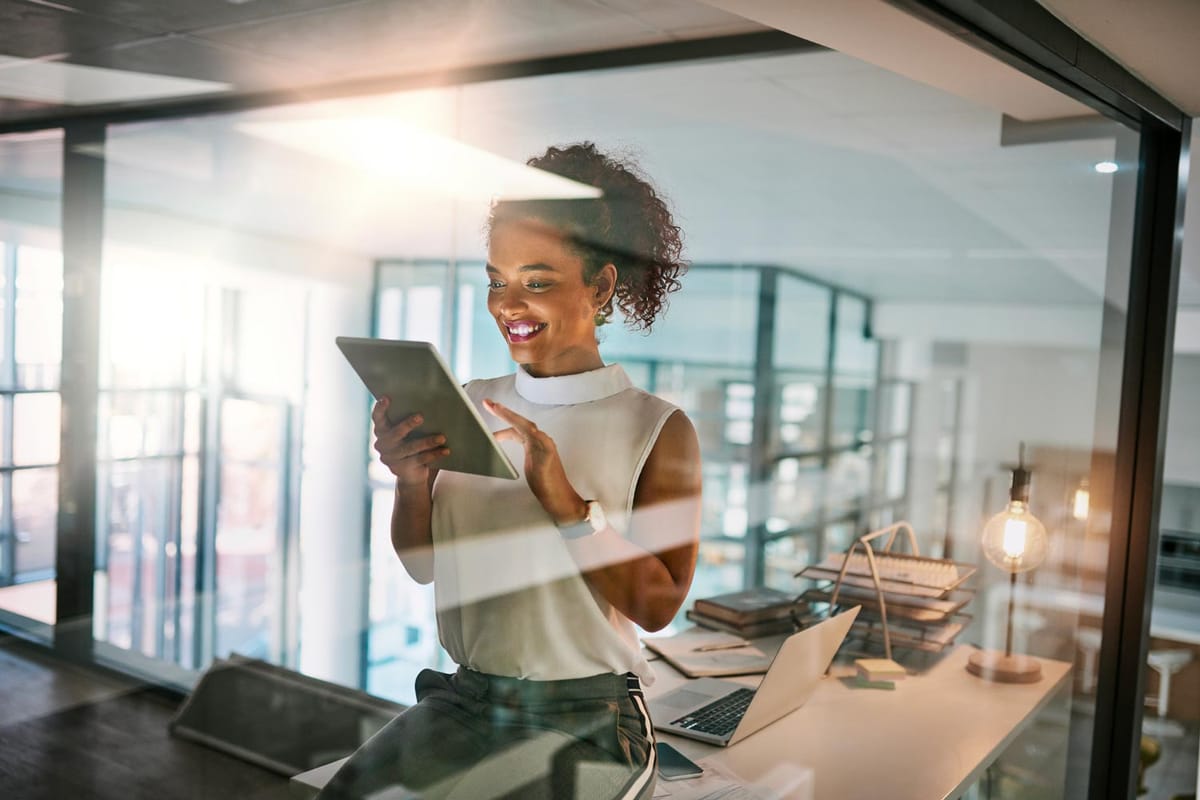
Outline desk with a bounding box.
[293,646,1071,800]
[654,646,1071,800]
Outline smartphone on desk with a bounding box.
[656,741,704,781]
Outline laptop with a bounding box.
[648,607,860,747]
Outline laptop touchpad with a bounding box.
[658,689,715,710]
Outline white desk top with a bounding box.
[293,646,1071,800]
[651,645,1071,800]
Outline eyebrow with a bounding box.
[485,262,560,274]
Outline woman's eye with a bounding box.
[526,281,551,290]
[487,280,504,290]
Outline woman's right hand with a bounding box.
[372,397,450,487]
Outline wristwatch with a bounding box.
[557,500,607,540]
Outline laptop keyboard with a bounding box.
[670,687,756,738]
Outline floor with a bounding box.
[0,635,293,800]
[1061,701,1198,800]
[1142,716,1200,800]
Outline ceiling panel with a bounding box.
[0,0,153,59]
[56,0,365,36]
[193,0,756,83]
[66,32,309,89]
[0,0,763,126]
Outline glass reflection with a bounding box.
[3,30,1151,800]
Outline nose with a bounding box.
[493,284,527,317]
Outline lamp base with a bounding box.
[966,649,1043,684]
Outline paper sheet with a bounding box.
[652,758,814,800]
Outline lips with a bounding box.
[504,320,547,343]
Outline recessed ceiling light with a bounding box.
[1094,161,1118,174]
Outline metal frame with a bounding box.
[1090,118,1190,799]
[55,122,105,663]
[894,0,1182,128]
[359,259,385,691]
[745,267,779,586]
[0,241,17,586]
[828,521,923,660]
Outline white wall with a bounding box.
[1165,354,1200,486]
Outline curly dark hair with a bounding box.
[487,142,687,332]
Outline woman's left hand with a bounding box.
[484,399,585,525]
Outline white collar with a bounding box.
[513,363,633,405]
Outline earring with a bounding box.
[594,310,609,327]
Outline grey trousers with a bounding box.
[316,667,658,800]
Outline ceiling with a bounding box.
[0,0,1197,315]
[1037,0,1200,116]
[1,0,1197,125]
[0,0,763,126]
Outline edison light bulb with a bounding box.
[981,500,1047,572]
[1002,517,1027,559]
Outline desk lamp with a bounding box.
[967,444,1048,683]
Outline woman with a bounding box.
[320,143,702,800]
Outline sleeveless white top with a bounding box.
[430,363,678,684]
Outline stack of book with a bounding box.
[686,587,805,638]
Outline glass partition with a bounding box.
[34,15,1151,797]
[0,131,63,638]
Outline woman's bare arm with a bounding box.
[486,399,702,631]
[373,398,449,583]
[390,475,436,584]
[560,411,702,630]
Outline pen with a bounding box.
[692,641,753,653]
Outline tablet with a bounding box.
[336,337,519,481]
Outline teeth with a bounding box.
[507,322,543,336]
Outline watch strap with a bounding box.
[557,500,601,539]
[557,519,596,539]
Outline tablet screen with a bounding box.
[336,337,519,481]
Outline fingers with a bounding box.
[488,404,559,459]
[484,399,536,436]
[409,446,451,467]
[372,399,426,440]
[371,397,389,425]
[377,440,450,472]
[375,432,447,461]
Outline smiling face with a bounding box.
[486,218,615,378]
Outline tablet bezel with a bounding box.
[336,336,519,481]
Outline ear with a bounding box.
[592,263,617,308]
